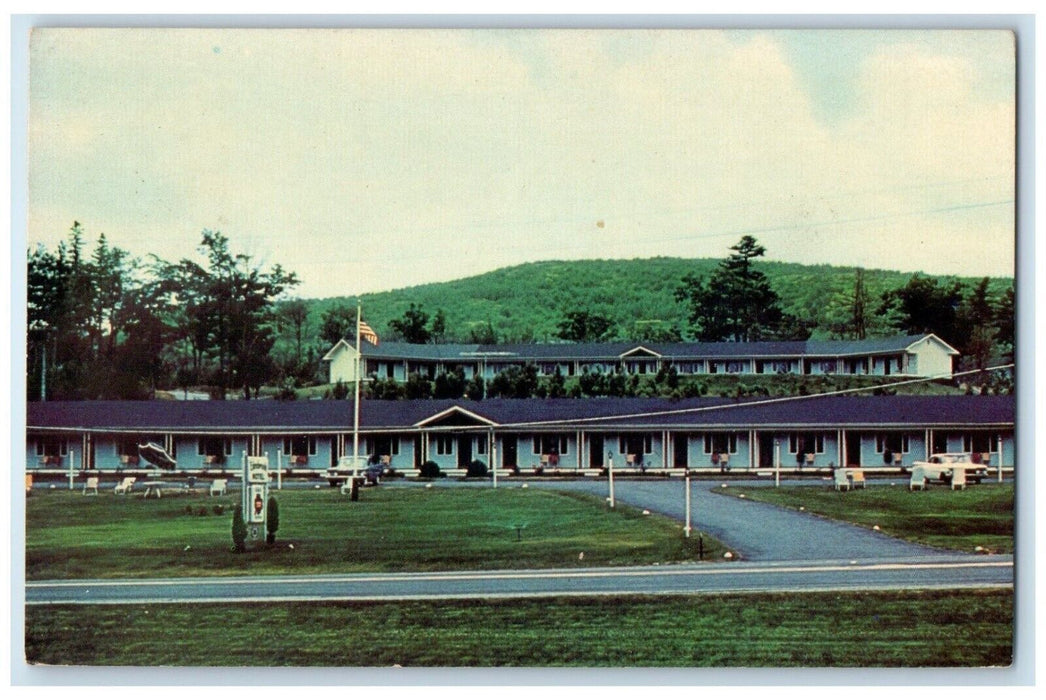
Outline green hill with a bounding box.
[306,257,1012,344]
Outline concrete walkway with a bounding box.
[534,478,944,562]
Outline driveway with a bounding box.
[531,478,944,562]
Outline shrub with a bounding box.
[184,505,194,515]
[266,496,280,545]
[213,504,224,515]
[197,506,208,516]
[466,459,488,478]
[232,504,247,553]
[419,461,441,479]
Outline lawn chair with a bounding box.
[850,470,867,489]
[209,478,228,496]
[950,466,967,491]
[909,465,928,491]
[833,468,851,491]
[82,476,99,495]
[25,474,33,495]
[114,476,136,495]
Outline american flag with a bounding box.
[358,320,378,346]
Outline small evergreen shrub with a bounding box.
[266,496,280,545]
[419,461,441,479]
[232,504,247,553]
[466,459,488,478]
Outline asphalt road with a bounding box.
[26,555,1012,605]
[528,477,946,561]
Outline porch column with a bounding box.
[663,430,669,468]
[749,430,755,469]
[837,430,843,467]
[926,429,931,459]
[577,430,582,469]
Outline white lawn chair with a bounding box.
[82,476,99,495]
[209,479,228,496]
[850,469,867,489]
[833,468,851,491]
[114,476,136,495]
[950,466,967,491]
[909,466,928,491]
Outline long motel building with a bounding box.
[26,395,1013,476]
[322,333,960,385]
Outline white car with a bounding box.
[912,453,987,485]
[326,455,382,487]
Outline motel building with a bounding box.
[322,333,959,385]
[27,395,1013,477]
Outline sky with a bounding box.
[27,28,1016,300]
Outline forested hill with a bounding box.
[312,257,1013,343]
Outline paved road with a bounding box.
[26,556,1012,605]
[529,477,945,562]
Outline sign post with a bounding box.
[997,435,1003,483]
[684,469,691,538]
[774,440,781,488]
[242,454,270,546]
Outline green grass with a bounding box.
[25,589,1013,667]
[26,486,725,580]
[713,483,1014,554]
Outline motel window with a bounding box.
[726,361,746,374]
[477,438,487,455]
[435,436,454,455]
[365,437,400,456]
[282,437,317,456]
[35,437,68,456]
[619,435,653,455]
[115,438,140,456]
[533,435,569,455]
[788,433,825,454]
[875,434,909,454]
[703,434,738,454]
[198,438,233,456]
[963,434,996,454]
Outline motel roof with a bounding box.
[27,395,1013,434]
[327,334,957,362]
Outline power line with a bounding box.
[491,364,1015,430]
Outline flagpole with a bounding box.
[353,301,362,480]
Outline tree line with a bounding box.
[27,224,1013,401]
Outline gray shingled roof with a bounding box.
[348,334,952,363]
[27,395,1013,433]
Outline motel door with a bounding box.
[457,434,473,468]
[673,435,689,468]
[758,434,775,468]
[502,438,517,468]
[589,435,604,469]
[845,432,862,467]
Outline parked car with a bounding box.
[912,453,987,485]
[327,455,382,487]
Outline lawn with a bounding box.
[712,482,1014,553]
[25,485,725,580]
[25,589,1012,667]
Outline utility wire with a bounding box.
[489,363,1015,430]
